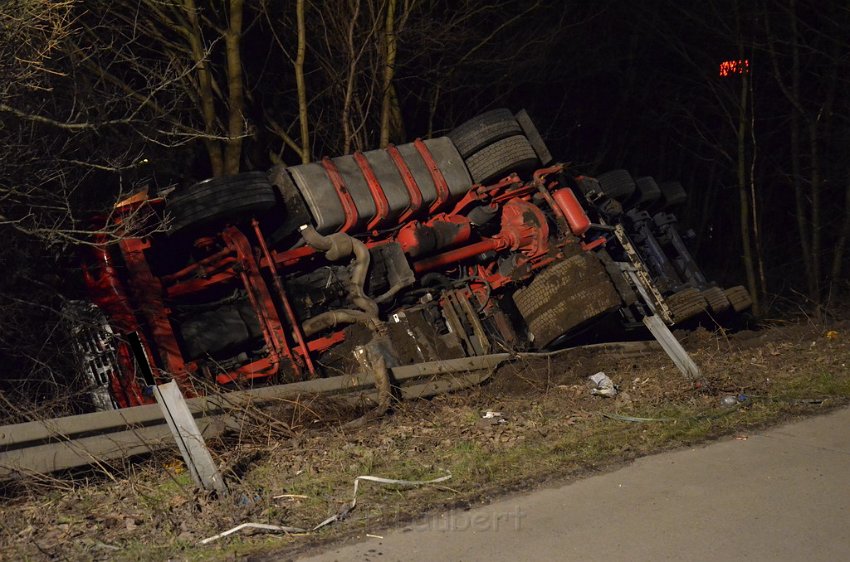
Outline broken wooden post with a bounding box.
[153,381,228,495]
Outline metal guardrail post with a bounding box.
[153,381,228,495]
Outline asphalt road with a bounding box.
[299,407,850,562]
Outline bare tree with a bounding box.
[764,0,849,306]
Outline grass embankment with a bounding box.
[1,321,848,560]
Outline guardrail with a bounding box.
[1,341,661,480]
[0,354,510,480]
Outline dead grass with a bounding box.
[1,319,849,561]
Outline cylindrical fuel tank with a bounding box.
[553,188,591,236]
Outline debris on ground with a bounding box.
[589,372,618,397]
[1,320,848,561]
[200,471,452,545]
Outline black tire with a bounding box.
[464,135,539,184]
[514,109,554,165]
[447,108,523,158]
[597,169,637,201]
[167,172,277,233]
[513,253,622,349]
[665,287,708,323]
[701,286,731,313]
[658,181,688,209]
[633,176,662,207]
[724,285,753,313]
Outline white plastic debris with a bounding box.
[589,372,618,397]
[482,411,507,424]
[200,472,452,545]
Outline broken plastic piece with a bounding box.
[589,372,618,397]
[200,471,452,544]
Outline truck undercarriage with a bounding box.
[78,108,752,409]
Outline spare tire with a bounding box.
[513,253,622,349]
[448,108,523,158]
[597,169,637,201]
[464,135,539,184]
[167,172,277,233]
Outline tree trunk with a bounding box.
[183,0,223,176]
[223,0,245,176]
[808,121,821,300]
[295,0,310,163]
[340,0,361,154]
[787,0,817,301]
[749,69,768,300]
[737,70,759,315]
[830,167,850,298]
[379,0,398,147]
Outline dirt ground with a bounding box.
[1,317,849,561]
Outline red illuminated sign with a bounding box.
[719,59,750,77]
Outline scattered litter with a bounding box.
[366,534,384,539]
[201,523,306,544]
[237,493,262,506]
[601,412,674,423]
[826,330,839,340]
[200,471,452,545]
[602,400,750,423]
[720,395,739,407]
[482,411,507,424]
[735,435,749,441]
[163,458,186,475]
[789,398,825,405]
[273,494,309,500]
[589,372,618,397]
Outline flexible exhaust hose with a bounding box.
[301,309,372,337]
[300,225,378,318]
[300,225,392,419]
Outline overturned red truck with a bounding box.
[76,109,751,409]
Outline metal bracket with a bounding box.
[613,224,673,323]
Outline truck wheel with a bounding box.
[666,287,707,323]
[167,172,277,233]
[633,176,662,207]
[597,169,637,201]
[464,135,539,184]
[448,108,523,158]
[724,285,753,312]
[657,181,688,209]
[513,253,622,349]
[701,286,731,313]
